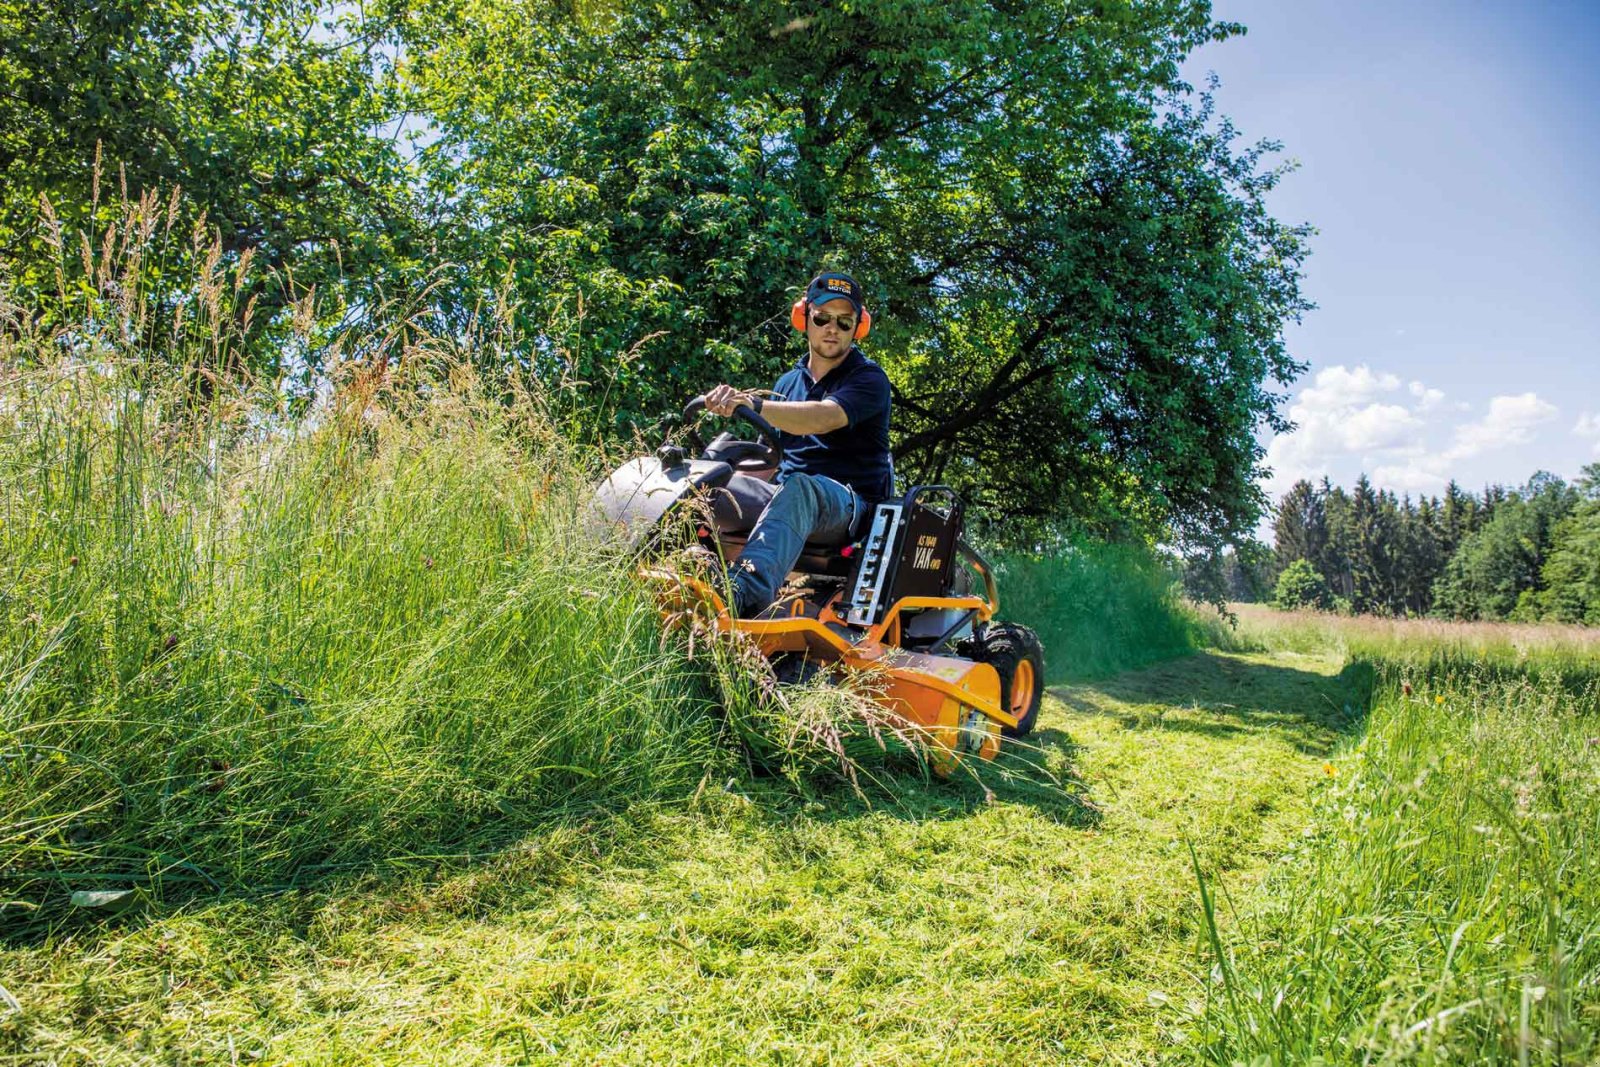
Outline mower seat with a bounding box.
[712,529,860,577]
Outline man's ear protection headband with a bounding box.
[790,273,871,339]
[790,300,872,339]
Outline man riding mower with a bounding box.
[593,272,1045,771]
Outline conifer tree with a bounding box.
[1273,480,1326,572]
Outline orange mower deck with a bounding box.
[648,567,1025,771]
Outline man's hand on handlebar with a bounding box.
[704,384,758,418]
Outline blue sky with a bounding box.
[1181,0,1600,503]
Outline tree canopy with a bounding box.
[402,0,1311,550]
[2,0,1314,552]
[0,0,421,381]
[1534,468,1600,625]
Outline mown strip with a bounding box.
[2,650,1357,1064]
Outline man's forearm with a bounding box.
[760,399,848,435]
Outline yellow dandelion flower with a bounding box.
[1322,762,1338,777]
[1435,695,1445,705]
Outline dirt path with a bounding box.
[3,650,1366,1065]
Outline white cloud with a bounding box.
[1263,364,1429,497]
[1446,392,1558,460]
[1262,369,1563,500]
[1408,380,1445,413]
[1367,392,1560,494]
[1576,412,1600,455]
[1305,364,1402,407]
[1370,457,1451,495]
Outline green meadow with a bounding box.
[6,344,1595,1062]
[3,202,1597,1066]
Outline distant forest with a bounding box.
[1222,465,1600,625]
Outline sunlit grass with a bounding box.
[3,650,1353,1065]
[0,353,732,910]
[996,544,1213,681]
[1223,602,1600,665]
[1192,610,1600,1065]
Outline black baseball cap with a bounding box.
[805,272,864,313]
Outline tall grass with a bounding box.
[1218,603,1600,694]
[998,542,1211,681]
[1193,628,1600,1064]
[0,189,899,916]
[0,350,739,904]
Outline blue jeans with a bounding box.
[716,473,863,616]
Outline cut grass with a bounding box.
[0,650,1362,1064]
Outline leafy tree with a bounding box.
[1225,543,1277,602]
[1267,469,1600,625]
[1432,473,1577,621]
[1345,476,1386,614]
[1271,476,1463,618]
[1185,542,1274,603]
[1273,479,1326,572]
[402,0,1312,549]
[1534,464,1600,625]
[0,0,420,381]
[1319,480,1356,604]
[1396,494,1443,615]
[1273,558,1331,611]
[1439,480,1480,559]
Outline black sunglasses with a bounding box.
[811,310,857,331]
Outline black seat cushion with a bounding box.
[715,531,857,577]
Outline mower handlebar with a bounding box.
[681,394,784,466]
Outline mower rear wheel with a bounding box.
[963,622,1045,738]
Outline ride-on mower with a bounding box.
[593,397,1045,773]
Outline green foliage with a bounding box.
[997,541,1206,680]
[1273,480,1326,576]
[0,0,421,379]
[1431,473,1578,621]
[1272,558,1331,611]
[1271,471,1598,626]
[402,0,1312,548]
[1530,465,1600,625]
[3,0,1316,548]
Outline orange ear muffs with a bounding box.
[791,301,874,339]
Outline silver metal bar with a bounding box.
[846,503,903,626]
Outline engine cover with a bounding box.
[591,453,732,545]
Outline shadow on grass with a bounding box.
[15,649,1377,948]
[1050,649,1376,756]
[735,709,1100,831]
[2,698,1098,950]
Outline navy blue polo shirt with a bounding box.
[772,346,894,504]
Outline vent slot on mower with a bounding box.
[844,487,965,627]
[845,502,903,626]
